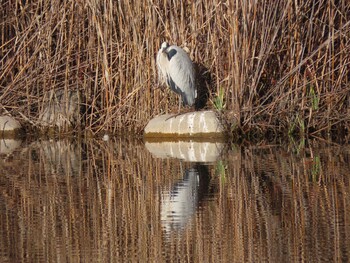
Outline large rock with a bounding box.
[144,110,224,138]
[0,116,22,135]
[38,89,81,130]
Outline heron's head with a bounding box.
[160,42,169,52]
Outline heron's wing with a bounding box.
[166,47,196,105]
[167,49,194,89]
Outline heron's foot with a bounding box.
[165,112,182,121]
[165,106,195,121]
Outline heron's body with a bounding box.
[157,42,196,107]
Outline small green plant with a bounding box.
[289,136,305,155]
[311,156,321,182]
[288,113,305,137]
[212,87,225,111]
[308,86,320,110]
[297,114,306,134]
[215,160,226,183]
[288,118,296,137]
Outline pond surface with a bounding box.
[0,137,350,262]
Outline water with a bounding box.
[0,138,349,262]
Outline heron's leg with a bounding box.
[165,98,181,120]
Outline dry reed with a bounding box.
[0,0,349,138]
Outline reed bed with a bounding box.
[0,0,349,137]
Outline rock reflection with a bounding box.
[0,138,21,154]
[30,140,82,176]
[145,140,223,162]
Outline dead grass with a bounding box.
[0,0,349,138]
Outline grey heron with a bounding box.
[156,42,197,110]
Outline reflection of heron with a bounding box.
[161,168,199,233]
[156,42,197,109]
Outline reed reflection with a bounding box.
[1,138,350,262]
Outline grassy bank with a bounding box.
[1,0,349,139]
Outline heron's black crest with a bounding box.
[166,49,177,61]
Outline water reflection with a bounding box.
[31,140,82,175]
[0,138,21,154]
[161,164,210,235]
[145,140,223,162]
[1,139,350,262]
[146,140,216,236]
